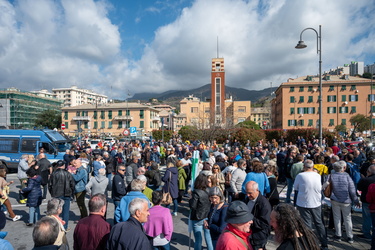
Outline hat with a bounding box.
[56,160,65,167]
[225,201,254,224]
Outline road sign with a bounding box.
[130,127,137,136]
[123,129,129,136]
[61,123,66,130]
[262,121,267,126]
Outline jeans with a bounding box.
[297,206,327,247]
[331,200,353,238]
[107,173,113,191]
[58,196,71,230]
[153,242,170,250]
[192,219,213,250]
[371,212,375,250]
[29,206,40,224]
[286,178,294,203]
[167,198,178,213]
[42,185,48,199]
[363,202,372,238]
[75,191,88,218]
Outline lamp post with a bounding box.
[296,25,322,146]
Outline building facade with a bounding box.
[61,102,160,137]
[52,85,108,107]
[365,63,375,75]
[0,88,62,129]
[271,75,373,131]
[251,106,271,129]
[211,58,226,125]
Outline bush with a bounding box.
[232,128,266,146]
[152,129,173,141]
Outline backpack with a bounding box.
[224,170,232,187]
[347,162,361,184]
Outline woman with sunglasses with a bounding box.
[212,164,225,193]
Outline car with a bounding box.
[89,139,101,149]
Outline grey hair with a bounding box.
[103,151,109,156]
[33,217,59,247]
[208,186,224,202]
[131,179,144,191]
[304,159,314,169]
[333,160,346,173]
[331,155,340,162]
[137,175,147,183]
[368,165,375,175]
[22,154,29,159]
[98,168,106,176]
[129,198,148,216]
[46,198,64,216]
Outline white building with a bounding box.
[52,86,108,107]
[349,61,364,76]
[365,63,375,75]
[30,89,56,99]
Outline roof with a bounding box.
[62,102,159,111]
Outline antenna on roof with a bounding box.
[217,36,219,58]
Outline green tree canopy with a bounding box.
[335,124,347,134]
[34,110,62,129]
[178,126,200,141]
[235,120,261,130]
[349,114,370,133]
[363,72,374,79]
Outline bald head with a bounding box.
[245,181,259,200]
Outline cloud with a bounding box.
[0,0,374,100]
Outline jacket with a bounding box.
[143,205,173,241]
[22,175,42,207]
[104,155,115,174]
[125,162,138,185]
[107,217,153,250]
[178,166,187,190]
[17,159,29,180]
[330,172,358,204]
[72,167,88,193]
[242,172,270,195]
[86,174,108,196]
[162,167,178,199]
[37,158,51,185]
[208,203,228,241]
[112,173,127,201]
[230,168,246,194]
[114,191,150,223]
[216,223,252,250]
[358,174,375,203]
[247,194,271,248]
[189,189,210,221]
[48,168,75,198]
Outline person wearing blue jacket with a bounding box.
[70,159,88,219]
[115,179,150,223]
[21,167,42,226]
[242,161,270,195]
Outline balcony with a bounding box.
[152,116,160,122]
[114,115,133,121]
[72,116,90,121]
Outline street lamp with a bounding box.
[296,25,322,146]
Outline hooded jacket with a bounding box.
[22,175,42,207]
[86,174,109,196]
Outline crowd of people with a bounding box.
[0,135,374,249]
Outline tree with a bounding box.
[152,129,173,141]
[178,126,200,141]
[363,72,374,79]
[34,110,62,129]
[349,114,370,133]
[335,124,347,134]
[235,120,261,130]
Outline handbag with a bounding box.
[323,175,332,198]
[162,171,173,205]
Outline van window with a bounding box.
[21,139,38,153]
[40,142,55,155]
[0,138,19,153]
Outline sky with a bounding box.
[0,0,374,99]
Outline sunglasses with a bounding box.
[213,168,219,170]
[118,169,126,171]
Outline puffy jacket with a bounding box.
[330,172,358,204]
[189,189,210,221]
[72,167,88,193]
[17,159,29,180]
[22,175,42,207]
[112,173,126,201]
[48,168,75,198]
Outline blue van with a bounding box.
[0,129,72,170]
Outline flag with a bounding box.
[188,150,200,234]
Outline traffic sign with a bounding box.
[262,121,267,126]
[123,129,129,136]
[130,126,137,136]
[61,123,66,130]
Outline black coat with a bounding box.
[112,173,127,201]
[358,174,375,203]
[22,175,42,207]
[37,158,51,185]
[48,168,75,198]
[189,189,210,221]
[107,217,153,250]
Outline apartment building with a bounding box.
[271,75,373,131]
[53,85,107,107]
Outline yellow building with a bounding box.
[251,106,271,128]
[61,102,160,137]
[271,75,373,131]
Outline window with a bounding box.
[0,138,19,153]
[308,107,315,114]
[349,95,358,102]
[290,87,295,92]
[327,107,336,114]
[64,112,68,120]
[308,86,313,92]
[108,121,112,129]
[64,122,68,129]
[342,95,346,102]
[140,110,144,119]
[298,107,304,114]
[191,107,198,113]
[93,122,97,129]
[299,96,304,103]
[108,110,112,119]
[308,119,313,126]
[81,111,85,116]
[288,120,296,126]
[126,110,130,116]
[339,107,348,113]
[350,85,356,90]
[238,106,246,112]
[298,120,304,126]
[290,108,295,114]
[351,106,356,113]
[101,121,105,129]
[372,106,375,113]
[93,111,97,119]
[308,96,313,103]
[100,111,105,119]
[329,119,334,126]
[125,121,130,128]
[290,96,295,103]
[140,121,144,128]
[327,95,336,102]
[118,121,123,128]
[299,86,304,92]
[369,94,375,102]
[76,111,80,116]
[341,119,346,125]
[329,85,334,91]
[84,122,88,129]
[21,139,38,153]
[118,110,122,116]
[341,85,346,91]
[238,118,246,123]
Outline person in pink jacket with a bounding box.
[143,190,173,249]
[216,200,254,250]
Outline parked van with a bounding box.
[0,129,72,170]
